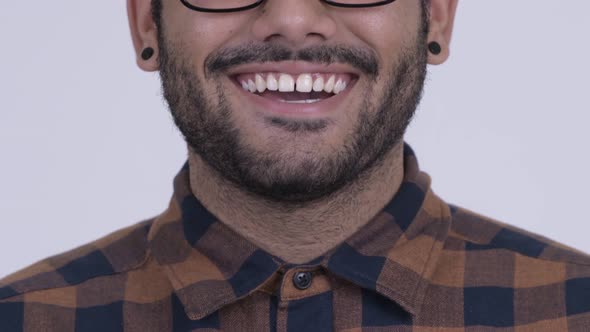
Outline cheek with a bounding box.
[185,18,244,46]
[164,13,251,69]
[340,4,421,65]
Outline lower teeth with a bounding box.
[280,99,322,104]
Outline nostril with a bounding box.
[263,34,283,43]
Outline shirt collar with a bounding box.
[148,143,451,319]
[320,144,452,315]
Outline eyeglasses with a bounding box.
[180,0,397,13]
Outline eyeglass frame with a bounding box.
[180,0,397,13]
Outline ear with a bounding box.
[127,0,159,71]
[426,0,459,65]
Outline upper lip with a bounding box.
[225,61,362,77]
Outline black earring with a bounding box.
[141,47,155,61]
[428,42,442,55]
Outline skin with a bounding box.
[127,0,458,263]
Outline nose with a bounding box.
[251,0,338,48]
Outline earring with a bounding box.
[428,42,442,55]
[141,47,155,61]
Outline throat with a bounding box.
[187,138,406,264]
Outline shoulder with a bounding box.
[0,218,176,331]
[435,205,590,328]
[0,218,156,301]
[448,204,590,266]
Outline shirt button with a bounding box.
[293,271,313,290]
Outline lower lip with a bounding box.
[231,78,357,117]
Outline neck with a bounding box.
[188,142,405,264]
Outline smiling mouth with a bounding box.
[233,72,357,104]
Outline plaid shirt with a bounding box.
[1,144,590,331]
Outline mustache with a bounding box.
[204,43,379,78]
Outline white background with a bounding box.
[1,1,589,278]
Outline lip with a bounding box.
[224,61,362,118]
[229,76,358,117]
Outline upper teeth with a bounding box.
[278,74,295,92]
[324,76,335,93]
[241,73,348,95]
[295,74,313,93]
[255,74,266,93]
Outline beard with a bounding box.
[156,13,429,204]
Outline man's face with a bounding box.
[155,0,428,203]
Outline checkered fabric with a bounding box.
[1,144,589,331]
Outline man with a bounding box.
[1,0,589,330]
